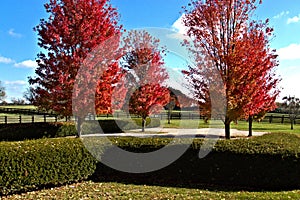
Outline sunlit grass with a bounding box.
[2,181,300,200]
[231,120,300,134]
[159,118,300,134]
[0,105,36,109]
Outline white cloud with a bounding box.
[8,29,22,38]
[167,32,190,41]
[277,44,300,60]
[0,56,38,69]
[3,80,28,101]
[278,73,300,100]
[4,80,27,86]
[172,14,188,35]
[273,11,289,19]
[14,60,38,69]
[169,14,191,41]
[0,56,14,64]
[287,14,300,24]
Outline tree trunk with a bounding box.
[142,117,146,132]
[167,109,171,124]
[76,116,84,137]
[225,122,230,139]
[291,119,294,130]
[248,115,253,137]
[224,116,231,139]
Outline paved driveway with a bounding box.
[81,128,268,138]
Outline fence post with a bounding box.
[269,115,273,123]
[55,115,58,122]
[32,116,34,123]
[281,115,284,124]
[4,116,7,124]
[19,115,22,124]
[44,114,46,123]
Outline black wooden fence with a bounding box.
[261,114,300,124]
[0,112,202,124]
[0,107,298,125]
[0,115,71,124]
[0,107,56,116]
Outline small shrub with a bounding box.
[81,118,161,134]
[56,122,77,137]
[131,117,161,129]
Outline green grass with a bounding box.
[0,113,23,117]
[2,181,300,199]
[1,128,300,198]
[0,105,36,109]
[159,118,300,134]
[160,119,223,129]
[231,120,300,134]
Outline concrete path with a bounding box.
[81,128,269,138]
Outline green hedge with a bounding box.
[81,118,160,134]
[0,122,77,141]
[2,132,300,196]
[92,133,300,190]
[0,118,161,141]
[0,138,97,195]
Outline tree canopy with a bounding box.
[182,0,280,139]
[29,0,122,119]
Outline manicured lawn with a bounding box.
[231,120,300,134]
[0,105,36,109]
[2,181,300,199]
[160,119,223,129]
[160,118,300,134]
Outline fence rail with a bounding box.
[0,109,298,125]
[260,114,300,124]
[0,115,71,124]
[0,107,56,116]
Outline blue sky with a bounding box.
[0,0,299,101]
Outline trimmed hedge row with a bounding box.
[0,138,98,196]
[0,122,76,141]
[93,133,300,190]
[1,132,300,196]
[81,118,160,134]
[0,118,160,141]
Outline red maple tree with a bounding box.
[129,84,170,131]
[235,23,280,136]
[182,0,280,139]
[29,0,123,136]
[122,30,170,132]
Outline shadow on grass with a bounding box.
[89,163,263,192]
[89,147,300,192]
